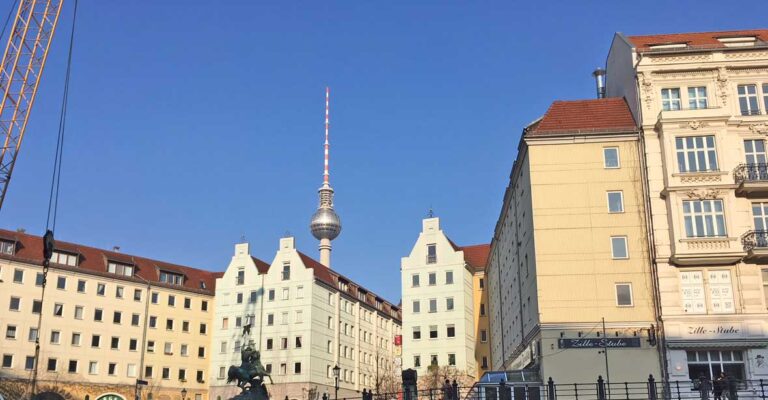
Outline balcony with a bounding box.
[733,163,768,196]
[741,231,768,262]
[671,237,745,266]
[656,106,730,123]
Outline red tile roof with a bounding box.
[459,244,490,272]
[627,29,768,52]
[251,256,271,274]
[528,98,636,136]
[0,229,218,295]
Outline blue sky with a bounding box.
[3,1,765,302]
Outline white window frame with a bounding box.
[687,86,708,109]
[603,147,620,169]
[675,135,719,173]
[661,88,682,111]
[615,283,634,307]
[738,84,761,116]
[610,236,629,259]
[683,199,727,238]
[607,191,624,213]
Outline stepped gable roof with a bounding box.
[528,98,636,136]
[0,228,218,295]
[627,29,768,52]
[459,244,490,272]
[297,251,401,321]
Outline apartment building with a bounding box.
[209,236,401,400]
[400,217,490,380]
[486,99,661,382]
[0,229,217,400]
[605,29,768,382]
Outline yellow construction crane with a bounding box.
[0,0,64,211]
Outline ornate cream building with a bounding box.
[0,229,218,400]
[486,98,662,382]
[400,217,490,380]
[605,29,768,383]
[209,237,401,400]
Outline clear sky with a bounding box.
[3,0,765,302]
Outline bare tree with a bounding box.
[418,365,472,392]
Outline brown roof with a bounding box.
[0,229,218,295]
[297,251,401,321]
[627,29,768,52]
[459,244,490,272]
[251,256,271,274]
[528,98,636,136]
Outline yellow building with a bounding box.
[606,29,768,383]
[487,98,662,382]
[0,229,218,400]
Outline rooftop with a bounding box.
[627,29,768,53]
[527,98,637,136]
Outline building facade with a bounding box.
[606,29,768,383]
[400,217,490,380]
[486,99,662,382]
[209,237,402,400]
[0,229,217,400]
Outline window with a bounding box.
[199,323,207,334]
[145,365,154,378]
[236,293,243,304]
[295,310,303,323]
[164,342,173,355]
[676,136,718,173]
[151,292,159,304]
[687,350,745,381]
[77,280,86,292]
[235,317,242,328]
[201,300,208,311]
[111,337,120,350]
[480,329,487,342]
[6,325,16,339]
[179,368,187,380]
[9,296,20,311]
[688,86,708,109]
[32,300,41,314]
[429,325,438,339]
[414,355,421,368]
[168,295,176,307]
[220,341,228,353]
[12,269,22,283]
[56,276,66,290]
[611,236,629,259]
[429,299,437,313]
[428,272,436,286]
[236,269,245,285]
[295,336,302,348]
[182,321,189,332]
[184,297,191,309]
[197,370,204,382]
[412,274,420,287]
[147,341,155,353]
[26,357,36,371]
[107,261,134,277]
[446,297,454,311]
[134,289,142,301]
[127,363,137,377]
[482,356,488,369]
[71,332,81,346]
[745,140,768,170]
[280,337,288,349]
[427,244,437,264]
[268,289,275,301]
[88,361,98,375]
[166,319,174,330]
[2,354,12,368]
[65,359,75,373]
[448,353,456,366]
[50,330,61,344]
[607,191,624,213]
[0,240,14,255]
[447,325,455,338]
[479,278,484,289]
[265,339,273,350]
[282,264,290,280]
[615,283,633,306]
[114,311,122,324]
[430,354,438,366]
[74,305,83,319]
[683,200,726,237]
[91,335,101,348]
[413,326,421,340]
[47,358,58,372]
[53,303,63,316]
[738,84,760,116]
[281,312,288,325]
[480,303,486,316]
[709,270,735,313]
[181,344,188,356]
[159,270,184,285]
[28,328,38,342]
[762,270,768,310]
[661,88,681,111]
[282,287,289,300]
[267,314,274,326]
[412,300,420,313]
[94,309,104,322]
[328,316,333,329]
[445,270,454,284]
[222,317,229,329]
[218,367,225,379]
[97,283,106,296]
[115,286,124,299]
[149,316,157,328]
[162,367,170,379]
[198,346,205,358]
[35,272,43,286]
[129,338,138,351]
[280,363,286,375]
[294,362,301,374]
[131,313,140,326]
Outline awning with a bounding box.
[667,340,768,349]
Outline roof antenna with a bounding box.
[239,234,247,244]
[427,206,434,218]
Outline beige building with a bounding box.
[400,217,490,380]
[605,29,768,382]
[210,237,402,400]
[487,98,662,383]
[0,229,217,400]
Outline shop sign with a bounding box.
[558,338,641,349]
[685,325,741,337]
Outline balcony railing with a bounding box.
[734,163,768,185]
[741,109,763,116]
[742,230,768,251]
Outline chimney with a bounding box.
[112,246,120,252]
[592,68,606,99]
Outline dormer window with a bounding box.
[107,261,133,277]
[648,43,688,50]
[375,299,382,310]
[199,281,207,289]
[159,270,184,285]
[338,281,348,292]
[358,291,366,302]
[717,36,757,47]
[51,251,78,267]
[0,240,15,255]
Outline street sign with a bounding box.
[558,338,641,349]
[136,379,148,386]
[394,335,402,346]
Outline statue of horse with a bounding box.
[227,346,272,393]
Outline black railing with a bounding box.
[734,163,768,185]
[742,230,768,251]
[741,109,763,116]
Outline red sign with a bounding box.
[394,335,402,346]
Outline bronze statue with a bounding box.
[227,345,272,400]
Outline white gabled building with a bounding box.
[209,237,402,400]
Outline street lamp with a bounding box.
[333,365,341,400]
[180,388,188,400]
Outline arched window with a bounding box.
[96,395,125,400]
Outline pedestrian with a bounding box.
[698,373,712,400]
[725,373,738,400]
[442,380,452,400]
[714,372,725,400]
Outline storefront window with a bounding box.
[687,350,745,382]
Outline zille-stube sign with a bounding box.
[558,338,642,349]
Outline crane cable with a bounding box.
[0,0,19,44]
[31,0,79,395]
